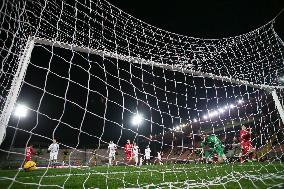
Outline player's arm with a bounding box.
[31,146,35,155]
[248,128,252,134]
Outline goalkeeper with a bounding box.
[201,133,227,163]
[23,160,36,171]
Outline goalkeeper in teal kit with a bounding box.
[201,133,227,163]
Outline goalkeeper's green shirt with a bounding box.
[201,135,222,148]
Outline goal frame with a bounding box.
[0,36,284,145]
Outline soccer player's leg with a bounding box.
[216,145,227,163]
[145,157,150,165]
[50,152,57,167]
[49,152,53,165]
[126,152,131,162]
[204,150,213,163]
[134,155,138,166]
[54,153,58,163]
[109,152,115,165]
[113,153,117,165]
[240,141,249,163]
[109,154,112,165]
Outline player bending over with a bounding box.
[48,139,59,167]
[132,142,139,166]
[144,145,151,165]
[201,133,227,163]
[108,141,117,165]
[124,139,133,161]
[23,160,37,172]
[240,125,256,163]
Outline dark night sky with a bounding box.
[2,0,284,149]
[107,0,284,39]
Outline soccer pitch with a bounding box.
[0,163,283,189]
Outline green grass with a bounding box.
[0,162,284,188]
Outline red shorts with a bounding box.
[241,141,254,155]
[25,156,31,161]
[125,151,132,160]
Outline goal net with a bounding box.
[0,0,284,188]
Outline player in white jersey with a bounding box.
[107,141,117,165]
[48,139,59,166]
[132,142,139,166]
[144,145,151,165]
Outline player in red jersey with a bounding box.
[25,144,35,162]
[124,139,133,161]
[240,125,256,163]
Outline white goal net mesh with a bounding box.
[0,0,284,188]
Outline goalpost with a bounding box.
[43,36,284,126]
[0,38,34,145]
[1,0,284,188]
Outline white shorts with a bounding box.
[50,152,58,160]
[134,154,139,162]
[145,156,150,160]
[109,152,115,159]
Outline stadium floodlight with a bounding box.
[208,110,217,118]
[238,99,244,104]
[9,104,29,152]
[132,114,143,125]
[193,118,198,122]
[218,108,225,113]
[14,104,28,118]
[203,115,208,120]
[229,104,235,109]
[175,126,180,130]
